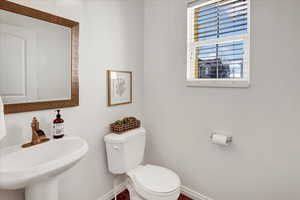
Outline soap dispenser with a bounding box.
[53,110,64,139]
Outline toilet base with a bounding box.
[126,180,144,200]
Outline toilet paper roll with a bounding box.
[211,134,231,146]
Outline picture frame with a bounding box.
[107,70,132,106]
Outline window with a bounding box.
[187,0,250,87]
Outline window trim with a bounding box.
[186,0,251,88]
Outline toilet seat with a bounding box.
[127,165,181,200]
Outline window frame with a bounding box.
[186,0,251,88]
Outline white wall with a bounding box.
[144,0,300,200]
[0,0,144,199]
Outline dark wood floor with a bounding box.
[113,190,192,200]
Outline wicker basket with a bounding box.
[110,117,141,134]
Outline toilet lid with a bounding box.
[131,165,180,193]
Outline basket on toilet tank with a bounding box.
[110,117,141,134]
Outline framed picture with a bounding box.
[107,70,132,106]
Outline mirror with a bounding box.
[0,1,79,114]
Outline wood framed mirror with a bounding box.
[0,0,79,114]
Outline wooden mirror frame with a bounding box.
[0,0,79,114]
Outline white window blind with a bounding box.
[187,0,250,87]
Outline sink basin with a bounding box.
[0,135,88,200]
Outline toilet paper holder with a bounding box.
[210,133,233,144]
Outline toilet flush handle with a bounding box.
[113,145,120,150]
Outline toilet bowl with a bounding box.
[126,165,181,200]
[104,128,181,200]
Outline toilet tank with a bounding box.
[104,127,146,174]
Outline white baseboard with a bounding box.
[97,182,214,200]
[181,185,214,200]
[97,182,127,200]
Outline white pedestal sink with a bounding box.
[0,136,88,200]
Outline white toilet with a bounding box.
[104,127,181,200]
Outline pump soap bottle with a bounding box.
[53,110,64,139]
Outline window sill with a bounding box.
[186,79,250,88]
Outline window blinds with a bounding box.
[193,0,248,41]
[187,0,249,81]
[196,40,244,78]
